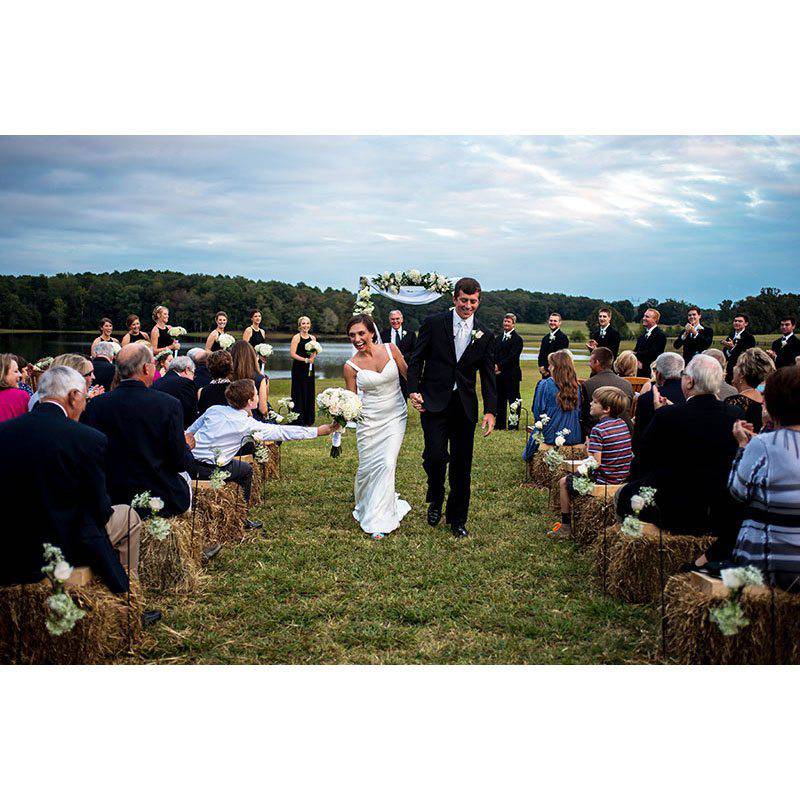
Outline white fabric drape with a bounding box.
[368,285,444,305]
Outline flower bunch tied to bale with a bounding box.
[572,455,599,496]
[508,398,523,428]
[316,386,363,457]
[305,340,323,373]
[620,486,657,537]
[710,565,765,636]
[208,449,231,490]
[41,543,86,635]
[132,491,171,540]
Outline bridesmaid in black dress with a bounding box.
[205,311,228,352]
[243,308,268,373]
[290,315,318,425]
[121,314,151,347]
[150,305,180,356]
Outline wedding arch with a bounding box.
[353,269,458,316]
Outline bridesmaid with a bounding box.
[90,317,119,357]
[150,305,181,356]
[243,308,268,373]
[290,315,317,425]
[205,311,229,352]
[120,314,151,347]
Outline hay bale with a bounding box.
[138,513,203,593]
[594,523,716,604]
[194,480,247,546]
[571,488,622,548]
[257,441,280,480]
[525,443,587,489]
[665,573,800,664]
[0,578,143,664]
[238,454,262,505]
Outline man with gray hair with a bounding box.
[91,340,117,393]
[631,351,685,453]
[187,346,211,390]
[154,354,198,426]
[0,365,141,595]
[702,348,738,400]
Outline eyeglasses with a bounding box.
[82,370,95,378]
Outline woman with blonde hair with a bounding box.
[150,305,180,356]
[614,349,638,378]
[290,315,318,425]
[26,352,101,410]
[725,346,775,433]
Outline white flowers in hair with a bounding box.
[254,343,273,358]
[217,333,236,350]
[41,543,86,636]
[168,326,187,338]
[34,356,54,370]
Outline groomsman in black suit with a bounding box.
[493,313,524,429]
[587,307,621,358]
[768,316,800,368]
[721,312,756,382]
[380,309,416,399]
[673,306,713,363]
[538,313,570,376]
[633,308,667,377]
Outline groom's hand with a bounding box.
[482,413,495,437]
[409,392,425,413]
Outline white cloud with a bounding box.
[424,227,463,238]
[374,232,411,241]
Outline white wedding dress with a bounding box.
[346,343,411,535]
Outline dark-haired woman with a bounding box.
[91,318,119,357]
[121,314,151,347]
[243,309,268,372]
[198,349,234,414]
[231,340,269,420]
[205,311,229,352]
[290,315,317,425]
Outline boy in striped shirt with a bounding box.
[552,386,633,537]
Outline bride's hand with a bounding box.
[409,392,424,412]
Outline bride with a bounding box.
[344,313,411,540]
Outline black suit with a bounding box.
[81,380,192,518]
[153,370,199,427]
[0,403,129,593]
[674,325,714,363]
[633,326,667,377]
[380,326,416,400]
[631,377,685,454]
[407,311,497,525]
[493,330,524,429]
[721,330,756,383]
[589,326,621,357]
[771,334,800,369]
[91,357,116,393]
[194,362,212,390]
[538,329,570,372]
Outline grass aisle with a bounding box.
[131,375,658,664]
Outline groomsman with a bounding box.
[767,316,800,368]
[538,313,570,376]
[587,307,621,357]
[493,313,524,429]
[674,306,713,363]
[633,308,667,377]
[721,312,756,382]
[380,309,416,399]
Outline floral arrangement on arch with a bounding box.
[353,270,455,316]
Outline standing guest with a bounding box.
[153,355,198,427]
[198,349,233,414]
[724,347,775,433]
[537,313,570,377]
[767,316,800,368]
[242,309,268,370]
[15,356,34,397]
[188,347,211,390]
[703,349,738,400]
[580,347,633,436]
[721,312,756,383]
[727,366,800,588]
[674,306,713,363]
[380,309,417,400]
[587,307,622,358]
[493,313,524,430]
[154,349,173,380]
[120,314,151,347]
[231,340,269,420]
[0,353,30,422]
[150,305,181,356]
[205,311,229,352]
[90,318,119,358]
[81,342,192,518]
[91,341,117,393]
[631,352,685,453]
[613,350,638,378]
[633,308,667,377]
[0,366,141,595]
[290,315,318,425]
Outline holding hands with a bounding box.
[409,392,425,413]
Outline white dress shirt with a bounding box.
[452,309,474,389]
[186,405,317,465]
[391,327,403,345]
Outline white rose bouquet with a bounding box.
[217,333,236,350]
[132,490,172,541]
[41,543,86,636]
[317,387,364,457]
[254,343,274,359]
[305,340,323,374]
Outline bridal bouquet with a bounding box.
[305,340,322,373]
[254,343,274,359]
[317,387,363,457]
[218,333,236,350]
[168,326,187,338]
[41,543,86,635]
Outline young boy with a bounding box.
[552,386,633,537]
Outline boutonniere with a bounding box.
[549,332,556,341]
[471,330,484,343]
[781,338,788,347]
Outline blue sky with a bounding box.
[1,135,798,306]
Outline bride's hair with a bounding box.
[346,313,378,342]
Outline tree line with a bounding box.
[0,270,797,335]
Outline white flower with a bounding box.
[148,497,165,513]
[390,286,400,294]
[721,566,764,590]
[630,495,645,513]
[254,343,273,358]
[471,330,484,342]
[534,420,543,430]
[560,428,570,436]
[382,271,391,281]
[168,326,187,337]
[409,269,421,282]
[110,341,122,356]
[217,333,235,350]
[539,414,550,424]
[577,462,589,476]
[53,561,73,582]
[554,435,566,447]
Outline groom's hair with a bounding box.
[453,277,481,297]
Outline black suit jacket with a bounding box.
[771,334,800,369]
[633,326,667,377]
[494,330,524,386]
[194,362,212,390]
[538,329,570,370]
[674,326,714,363]
[380,327,416,400]
[407,311,497,422]
[81,380,192,518]
[721,330,756,382]
[153,370,199,427]
[0,403,129,593]
[91,357,116,393]
[631,377,686,454]
[589,327,621,357]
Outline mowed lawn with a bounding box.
[128,356,659,665]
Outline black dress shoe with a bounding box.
[451,523,469,538]
[427,504,442,527]
[142,610,163,627]
[202,543,222,562]
[244,519,263,530]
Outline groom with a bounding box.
[407,277,497,538]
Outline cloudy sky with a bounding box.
[1,135,798,305]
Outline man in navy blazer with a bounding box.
[153,355,199,427]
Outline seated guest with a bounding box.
[231,340,269,421]
[81,342,192,518]
[555,386,633,536]
[587,307,621,358]
[721,312,756,383]
[120,314,151,347]
[16,356,34,397]
[28,353,97,411]
[0,366,140,594]
[613,350,638,378]
[617,355,743,553]
[153,355,198,427]
[767,316,800,368]
[154,348,173,380]
[188,347,211,390]
[523,350,582,460]
[198,349,233,413]
[633,308,667,377]
[91,340,117,393]
[728,367,800,589]
[0,353,30,422]
[185,379,338,530]
[632,352,685,453]
[724,347,775,433]
[537,313,570,378]
[579,346,633,436]
[703,349,738,400]
[673,306,713,363]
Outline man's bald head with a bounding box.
[117,342,155,385]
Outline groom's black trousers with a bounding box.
[421,390,475,525]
